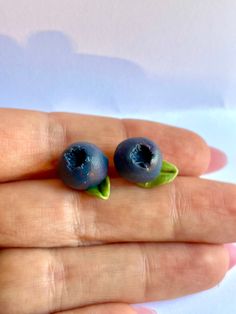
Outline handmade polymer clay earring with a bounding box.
[58,142,110,200]
[113,137,179,188]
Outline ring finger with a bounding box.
[0,243,229,314]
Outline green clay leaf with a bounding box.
[86,176,110,200]
[137,160,179,189]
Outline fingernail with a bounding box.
[132,306,157,314]
[205,147,228,173]
[224,244,236,270]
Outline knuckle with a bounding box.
[0,249,67,314]
[47,250,69,313]
[138,244,156,300]
[169,180,191,240]
[70,192,88,245]
[120,119,130,140]
[70,192,104,246]
[56,188,103,247]
[47,112,67,161]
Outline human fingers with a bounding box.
[0,177,235,247]
[0,243,229,314]
[54,303,148,314]
[0,108,210,182]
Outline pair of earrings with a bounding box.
[58,137,179,200]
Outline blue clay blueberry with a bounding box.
[114,137,163,183]
[58,142,109,190]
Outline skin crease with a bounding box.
[55,305,158,314]
[54,304,139,314]
[0,108,235,314]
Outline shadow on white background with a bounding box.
[0,30,225,114]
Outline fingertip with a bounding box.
[224,244,236,270]
[205,147,228,174]
[131,306,157,314]
[205,244,230,287]
[189,244,229,292]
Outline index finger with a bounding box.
[0,108,210,182]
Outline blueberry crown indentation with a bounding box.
[65,147,88,170]
[130,144,153,169]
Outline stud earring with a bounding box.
[113,137,178,188]
[58,142,110,200]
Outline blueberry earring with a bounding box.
[58,138,178,200]
[58,142,110,200]
[114,137,179,188]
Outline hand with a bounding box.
[0,108,235,314]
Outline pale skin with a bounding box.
[0,108,235,314]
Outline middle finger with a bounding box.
[0,177,235,247]
[0,177,236,247]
